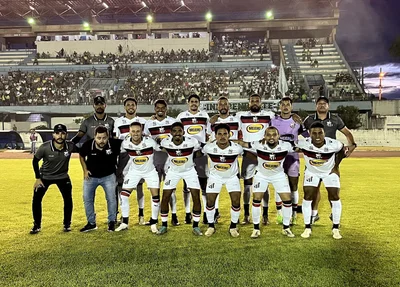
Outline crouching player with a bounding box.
[297,122,346,240]
[116,122,160,234]
[202,124,243,237]
[237,126,295,238]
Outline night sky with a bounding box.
[337,0,400,98]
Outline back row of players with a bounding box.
[33,93,356,239]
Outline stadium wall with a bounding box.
[36,38,210,57]
[373,100,400,116]
[9,129,400,150]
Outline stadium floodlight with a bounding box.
[102,2,109,9]
[205,11,212,22]
[27,18,35,25]
[83,22,90,28]
[146,14,153,23]
[266,10,274,20]
[142,1,148,8]
[29,5,35,11]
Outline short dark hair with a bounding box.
[218,96,229,102]
[171,121,184,130]
[187,94,200,102]
[214,123,230,135]
[154,99,168,107]
[130,122,143,129]
[266,126,279,134]
[124,97,137,106]
[249,94,261,100]
[95,125,109,135]
[280,97,293,104]
[309,121,325,130]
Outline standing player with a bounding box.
[30,124,77,234]
[236,94,274,224]
[115,122,160,233]
[271,97,305,224]
[176,94,210,224]
[157,122,203,236]
[114,98,147,225]
[144,99,179,226]
[303,96,356,223]
[208,96,241,223]
[71,96,114,144]
[29,128,38,154]
[202,124,243,237]
[237,127,296,238]
[297,122,346,239]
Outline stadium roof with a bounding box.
[0,0,338,26]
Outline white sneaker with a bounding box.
[250,229,260,239]
[205,227,216,237]
[282,228,295,238]
[332,228,342,240]
[115,223,128,232]
[301,228,312,238]
[229,228,240,238]
[139,216,145,225]
[150,224,158,234]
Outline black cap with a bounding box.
[94,96,106,104]
[53,124,67,133]
[123,97,137,106]
[316,96,329,104]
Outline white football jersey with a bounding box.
[176,110,210,143]
[202,141,243,178]
[144,116,177,140]
[114,116,147,139]
[250,140,293,177]
[237,110,275,142]
[296,137,343,175]
[209,115,241,141]
[161,136,201,172]
[121,136,159,173]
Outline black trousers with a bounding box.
[32,177,73,227]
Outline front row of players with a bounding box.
[31,120,345,239]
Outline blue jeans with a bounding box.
[83,173,117,224]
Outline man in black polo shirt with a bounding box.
[30,124,77,234]
[303,96,357,223]
[79,126,122,232]
[71,96,114,144]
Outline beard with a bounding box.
[96,108,105,114]
[219,109,228,115]
[250,105,261,113]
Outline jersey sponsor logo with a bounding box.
[134,156,149,165]
[214,163,231,171]
[64,151,70,157]
[187,125,203,135]
[309,159,327,166]
[172,157,188,166]
[262,162,280,169]
[246,123,263,133]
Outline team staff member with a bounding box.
[176,94,210,224]
[297,122,346,239]
[30,124,77,234]
[71,96,114,144]
[79,126,122,233]
[114,97,147,225]
[303,96,356,223]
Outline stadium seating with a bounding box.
[0,50,33,66]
